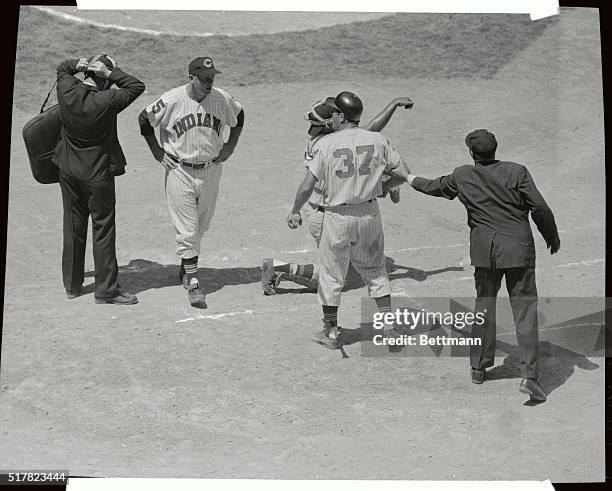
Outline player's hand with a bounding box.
[214,143,236,164]
[76,57,89,72]
[287,212,302,229]
[152,148,178,171]
[394,97,414,109]
[87,60,112,79]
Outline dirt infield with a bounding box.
[1,7,605,481]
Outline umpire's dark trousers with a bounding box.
[59,172,119,299]
[470,267,539,379]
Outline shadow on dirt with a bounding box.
[334,322,600,405]
[275,257,465,294]
[85,258,261,296]
[82,257,464,297]
[486,339,600,404]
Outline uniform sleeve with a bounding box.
[518,166,560,246]
[215,88,242,127]
[226,94,242,127]
[144,94,169,128]
[304,142,325,182]
[411,171,459,200]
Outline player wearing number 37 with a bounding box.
[287,91,411,349]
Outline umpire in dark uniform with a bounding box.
[52,55,145,304]
[405,129,560,402]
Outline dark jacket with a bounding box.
[52,59,145,181]
[412,160,560,268]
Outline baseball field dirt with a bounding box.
[1,7,605,481]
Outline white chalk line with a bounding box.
[279,242,468,256]
[557,258,604,268]
[33,6,223,38]
[176,310,254,323]
[426,258,605,285]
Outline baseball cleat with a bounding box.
[261,258,278,295]
[311,329,339,349]
[95,291,138,305]
[274,272,318,291]
[389,186,401,204]
[187,282,207,307]
[471,368,486,384]
[519,378,547,402]
[312,321,342,349]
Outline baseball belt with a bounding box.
[316,198,376,212]
[166,153,214,169]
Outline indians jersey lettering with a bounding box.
[146,86,242,162]
[306,127,408,207]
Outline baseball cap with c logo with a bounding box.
[188,56,222,78]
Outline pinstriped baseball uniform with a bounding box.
[145,85,242,258]
[303,135,327,246]
[306,126,409,305]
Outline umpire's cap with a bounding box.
[85,54,117,80]
[465,129,497,157]
[88,54,117,70]
[326,91,363,123]
[189,56,222,78]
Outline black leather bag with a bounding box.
[22,84,61,184]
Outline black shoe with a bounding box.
[519,378,547,402]
[95,291,138,305]
[471,368,486,384]
[66,285,83,299]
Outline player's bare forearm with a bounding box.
[362,97,414,132]
[290,171,317,215]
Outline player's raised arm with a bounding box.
[362,97,414,132]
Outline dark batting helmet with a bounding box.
[326,91,363,123]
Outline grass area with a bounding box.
[13,6,556,112]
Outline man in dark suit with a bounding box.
[404,129,560,402]
[52,55,145,304]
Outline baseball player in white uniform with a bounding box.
[287,91,411,349]
[138,56,244,307]
[262,96,414,295]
